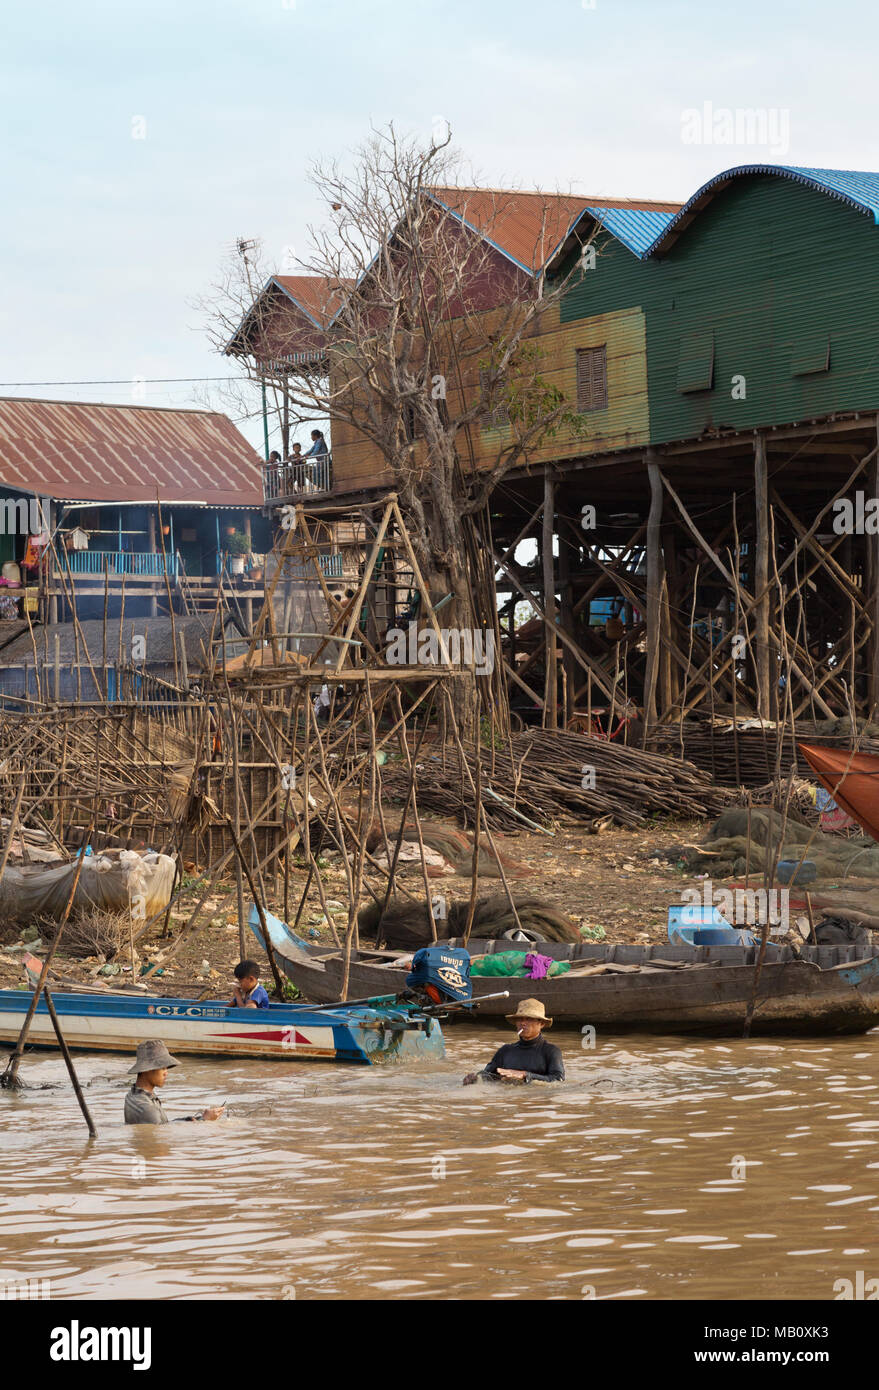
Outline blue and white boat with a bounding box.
[667,902,758,947]
[0,986,445,1066]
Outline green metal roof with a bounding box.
[646,165,879,257]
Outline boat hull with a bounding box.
[0,991,444,1065]
[799,742,879,844]
[271,940,879,1036]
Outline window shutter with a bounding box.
[676,329,715,393]
[791,335,830,376]
[576,346,608,412]
[479,367,509,427]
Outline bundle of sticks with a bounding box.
[380,728,730,832]
[648,720,879,790]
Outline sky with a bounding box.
[3,0,879,452]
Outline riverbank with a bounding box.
[0,818,706,996]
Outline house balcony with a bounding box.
[62,550,179,578]
[286,552,346,580]
[263,456,332,502]
[46,547,266,619]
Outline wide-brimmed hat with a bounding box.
[506,998,552,1028]
[128,1039,180,1074]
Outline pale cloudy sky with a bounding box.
[3,0,878,451]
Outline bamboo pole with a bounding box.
[1,822,93,1089]
[42,985,98,1137]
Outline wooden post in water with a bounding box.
[42,984,97,1138]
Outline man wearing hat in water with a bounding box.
[462,998,564,1085]
[124,1040,225,1124]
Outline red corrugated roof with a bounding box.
[0,398,264,506]
[427,187,682,271]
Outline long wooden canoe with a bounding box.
[799,742,879,844]
[253,907,879,1036]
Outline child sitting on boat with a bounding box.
[230,960,270,1009]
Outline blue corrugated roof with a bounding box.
[586,206,676,256]
[645,165,879,257]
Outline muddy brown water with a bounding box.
[2,1026,878,1301]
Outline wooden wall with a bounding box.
[328,300,650,493]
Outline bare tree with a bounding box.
[203,126,595,731]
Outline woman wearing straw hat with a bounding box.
[462,999,565,1086]
[124,1040,225,1124]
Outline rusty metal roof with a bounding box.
[272,275,353,329]
[225,275,354,359]
[0,398,264,506]
[427,187,681,273]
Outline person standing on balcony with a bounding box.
[305,429,328,457]
[304,429,329,491]
[281,442,305,494]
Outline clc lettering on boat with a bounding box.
[152,1005,222,1018]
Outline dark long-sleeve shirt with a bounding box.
[481,1035,565,1082]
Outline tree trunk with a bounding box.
[398,440,480,741]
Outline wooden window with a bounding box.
[676,329,715,393]
[576,346,608,412]
[792,335,830,376]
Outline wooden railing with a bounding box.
[263,455,332,500]
[287,553,345,579]
[62,550,179,578]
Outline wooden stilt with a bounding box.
[754,435,771,720]
[872,418,879,717]
[558,522,576,727]
[542,472,557,729]
[643,450,663,733]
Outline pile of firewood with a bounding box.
[380,728,731,832]
[647,719,879,789]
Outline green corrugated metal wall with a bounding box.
[560,176,879,446]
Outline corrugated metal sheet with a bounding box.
[0,617,217,668]
[273,275,353,329]
[428,188,681,272]
[586,206,676,256]
[643,174,879,443]
[0,398,264,506]
[646,165,879,256]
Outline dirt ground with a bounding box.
[0,818,711,998]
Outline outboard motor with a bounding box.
[405,945,472,1006]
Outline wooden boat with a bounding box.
[0,985,444,1065]
[253,908,879,1036]
[799,742,879,844]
